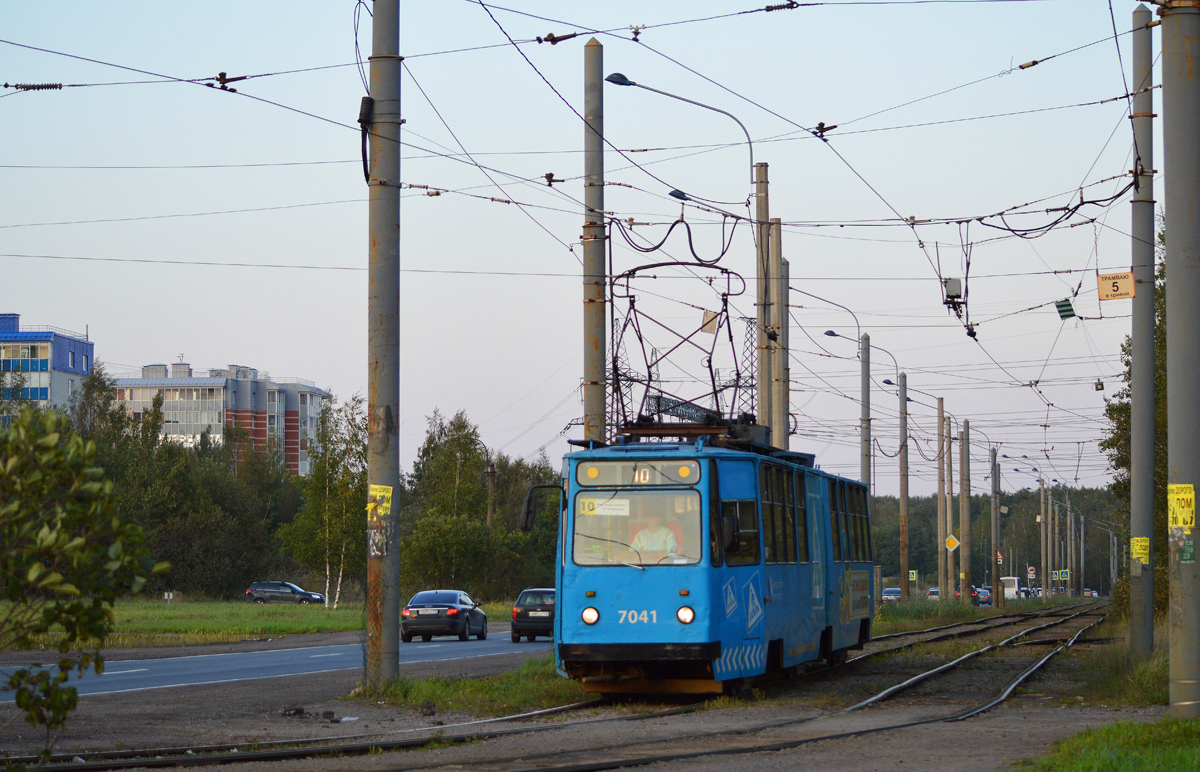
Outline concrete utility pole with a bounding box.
[946,417,955,595]
[365,0,402,688]
[1080,513,1087,596]
[860,333,871,493]
[582,40,606,445]
[769,218,788,449]
[1161,0,1200,720]
[960,420,971,598]
[1130,2,1157,659]
[990,448,1001,608]
[936,399,946,601]
[1040,479,1048,599]
[1070,494,1080,597]
[755,164,772,437]
[781,258,790,449]
[1112,530,1119,594]
[899,372,909,599]
[1050,497,1059,595]
[486,461,496,527]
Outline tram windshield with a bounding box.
[573,489,702,566]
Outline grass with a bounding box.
[11,598,365,650]
[872,598,985,635]
[871,596,1079,637]
[360,655,586,716]
[11,598,520,651]
[1023,719,1200,771]
[1057,617,1168,706]
[480,600,514,622]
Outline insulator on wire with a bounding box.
[5,82,62,91]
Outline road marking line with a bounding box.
[102,669,149,675]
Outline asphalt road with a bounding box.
[1,635,551,699]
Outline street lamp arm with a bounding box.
[608,74,754,181]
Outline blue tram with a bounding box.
[547,436,874,695]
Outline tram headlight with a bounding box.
[581,607,600,625]
[676,606,695,624]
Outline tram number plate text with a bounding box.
[617,609,658,624]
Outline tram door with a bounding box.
[807,471,824,617]
[760,463,800,666]
[717,459,765,678]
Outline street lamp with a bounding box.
[879,373,910,599]
[967,426,1003,608]
[892,380,956,603]
[604,73,754,183]
[822,329,883,495]
[606,72,782,448]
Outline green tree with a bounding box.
[1,367,31,424]
[1100,257,1168,614]
[0,407,166,754]
[399,410,559,599]
[279,394,368,607]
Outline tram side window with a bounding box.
[722,499,761,566]
[759,466,778,564]
[760,465,798,565]
[780,468,797,563]
[853,484,873,561]
[794,472,809,563]
[827,478,842,562]
[847,486,861,561]
[842,481,854,561]
[845,484,870,562]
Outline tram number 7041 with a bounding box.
[618,609,658,624]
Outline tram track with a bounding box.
[13,602,1106,771]
[368,606,1109,772]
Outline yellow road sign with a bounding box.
[945,535,960,552]
[1098,271,1135,301]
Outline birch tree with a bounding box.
[280,394,367,608]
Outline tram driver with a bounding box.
[631,511,679,556]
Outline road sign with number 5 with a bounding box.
[1098,271,1134,301]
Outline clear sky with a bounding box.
[2,0,1152,498]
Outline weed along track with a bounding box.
[13,603,1108,772]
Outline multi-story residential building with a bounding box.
[114,363,327,476]
[0,312,94,408]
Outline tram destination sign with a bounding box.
[577,459,701,487]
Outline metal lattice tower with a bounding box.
[737,316,757,420]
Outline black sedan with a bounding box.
[245,581,325,605]
[401,590,488,642]
[511,587,555,642]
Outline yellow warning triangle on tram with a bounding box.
[945,535,960,552]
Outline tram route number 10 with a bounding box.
[618,609,658,624]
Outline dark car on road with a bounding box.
[955,586,981,605]
[401,590,488,642]
[245,581,325,605]
[511,587,555,642]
